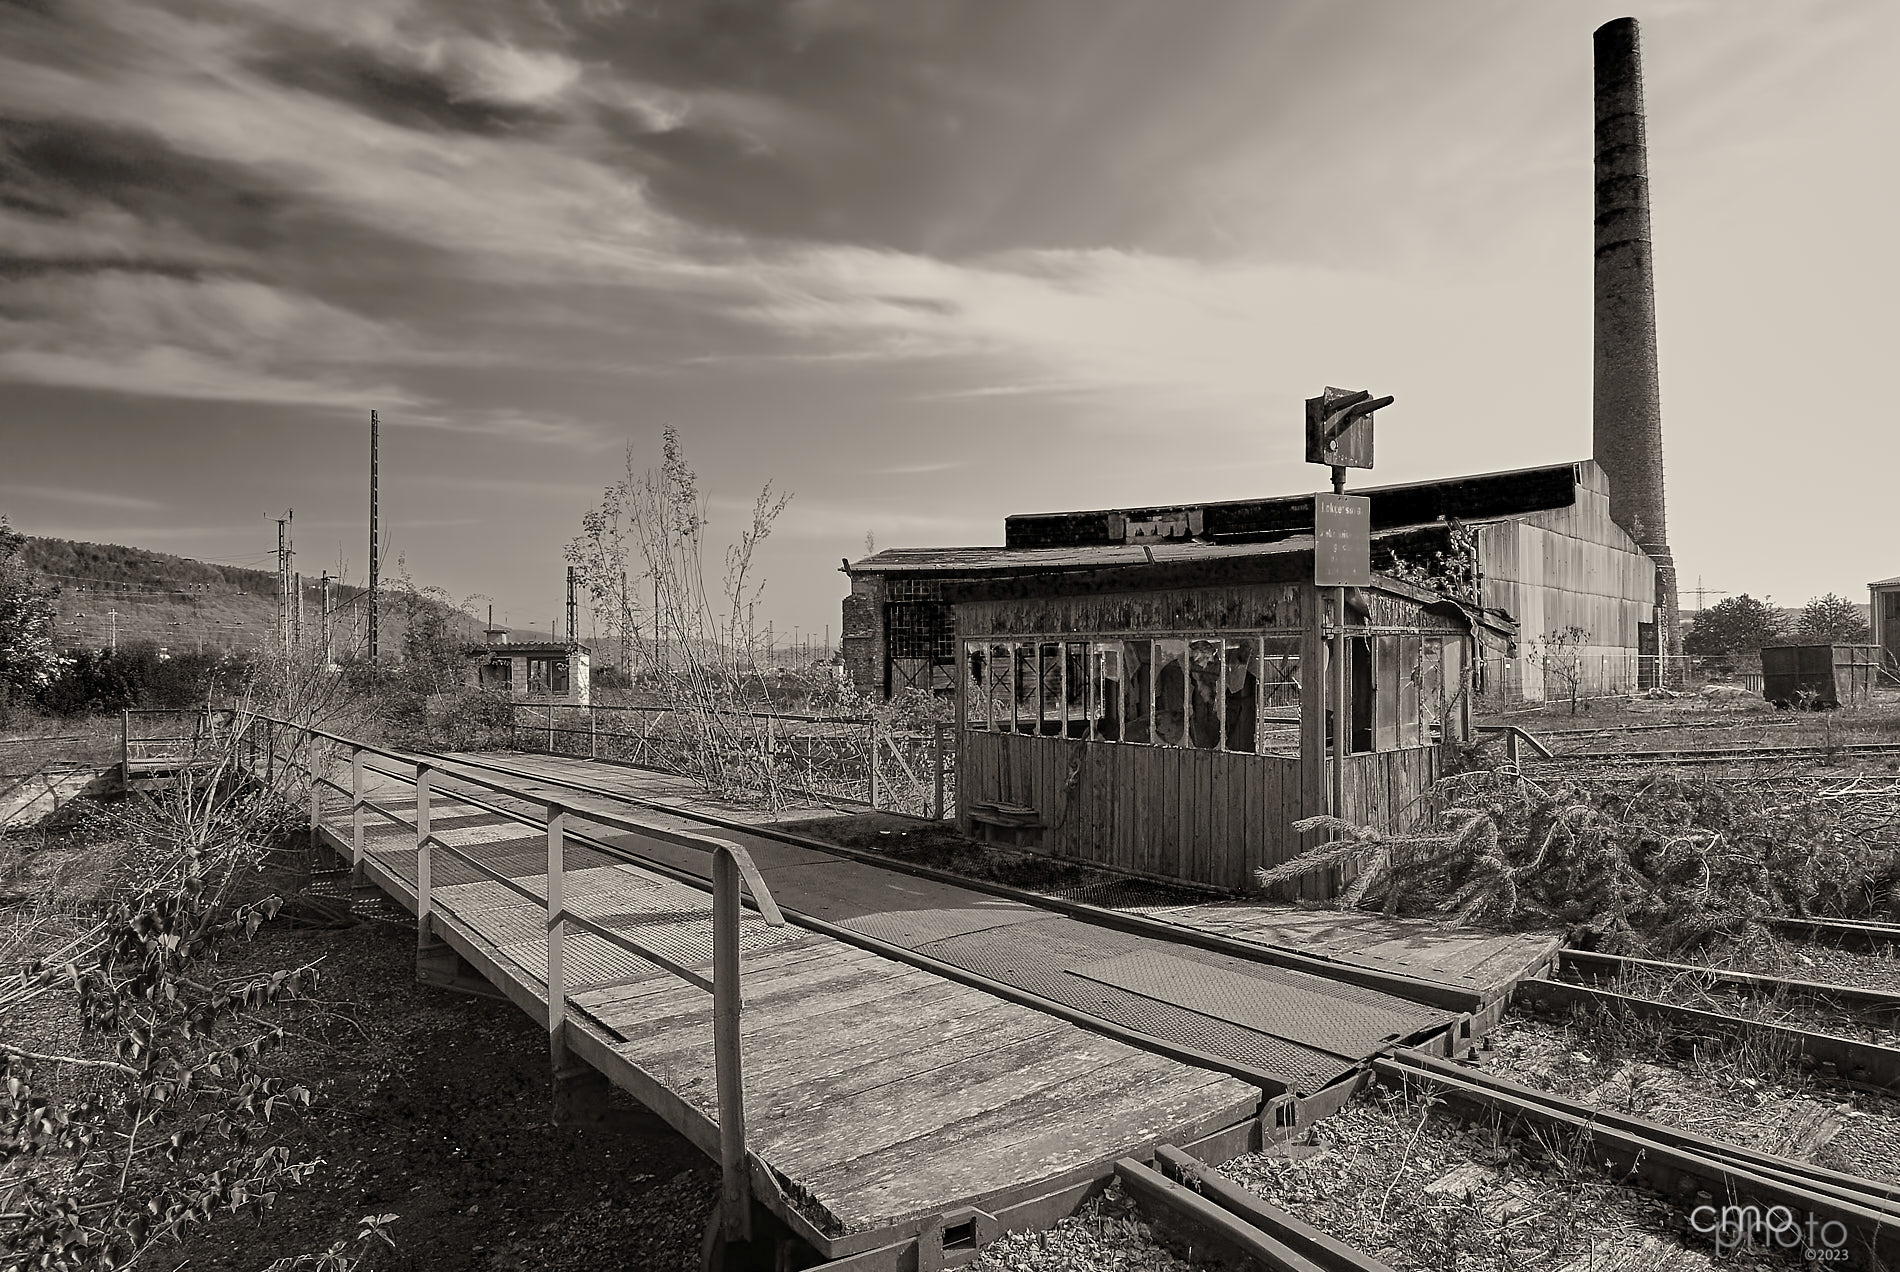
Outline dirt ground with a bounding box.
[172,915,720,1272]
[1,816,720,1272]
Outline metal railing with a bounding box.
[250,713,786,1246]
[506,701,957,818]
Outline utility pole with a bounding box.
[566,566,578,648]
[368,409,380,666]
[107,609,119,652]
[276,511,294,658]
[293,570,303,652]
[320,572,333,664]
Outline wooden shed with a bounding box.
[1760,644,1880,709]
[942,537,1513,895]
[844,459,1654,706]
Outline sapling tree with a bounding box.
[565,430,792,802]
[1528,625,1592,716]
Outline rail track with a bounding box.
[1540,740,1900,767]
[1375,1048,1900,1267]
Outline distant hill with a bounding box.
[23,535,535,658]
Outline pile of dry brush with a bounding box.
[1258,761,1900,955]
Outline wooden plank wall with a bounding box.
[961,731,1439,895]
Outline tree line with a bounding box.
[1683,592,1870,656]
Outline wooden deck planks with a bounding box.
[317,766,1276,1247]
[802,1050,1256,1230]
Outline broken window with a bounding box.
[1153,640,1187,746]
[1064,643,1089,739]
[1013,644,1038,733]
[1188,639,1222,749]
[1122,639,1152,744]
[1092,644,1122,742]
[964,645,989,730]
[527,657,567,697]
[1400,635,1423,748]
[1038,642,1063,736]
[1224,638,1258,753]
[987,644,1012,730]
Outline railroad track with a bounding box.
[1375,1048,1900,1268]
[1540,740,1900,767]
[1559,948,1900,1023]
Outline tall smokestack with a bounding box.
[1593,17,1678,664]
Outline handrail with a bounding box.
[251,713,784,1247]
[1473,723,1553,764]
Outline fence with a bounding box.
[250,712,786,1248]
[506,702,957,819]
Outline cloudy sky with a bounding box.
[2,0,1895,642]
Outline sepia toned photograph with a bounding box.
[1,3,1896,1269]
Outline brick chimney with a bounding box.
[1593,16,1678,659]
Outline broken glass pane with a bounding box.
[1092,644,1122,742]
[1065,642,1089,739]
[1154,639,1187,746]
[1224,638,1258,753]
[1038,642,1063,736]
[965,643,989,730]
[1189,639,1221,749]
[1122,639,1152,744]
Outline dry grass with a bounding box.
[1216,1084,1792,1270]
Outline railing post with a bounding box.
[1506,729,1522,770]
[415,763,433,953]
[933,719,946,821]
[350,745,365,881]
[308,751,321,854]
[589,706,598,760]
[546,803,568,1074]
[548,704,555,753]
[712,848,753,1245]
[868,718,880,811]
[120,709,129,782]
[509,705,518,753]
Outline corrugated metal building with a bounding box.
[843,459,1656,704]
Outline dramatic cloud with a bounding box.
[1,0,1895,633]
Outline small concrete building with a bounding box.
[466,641,591,706]
[1871,576,1900,683]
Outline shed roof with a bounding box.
[847,533,1345,576]
[1870,576,1900,589]
[1002,461,1584,549]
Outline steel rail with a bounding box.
[1151,1144,1398,1272]
[1771,916,1900,949]
[271,721,1306,1094]
[1383,1050,1900,1218]
[1115,1157,1327,1272]
[1541,741,1900,766]
[1559,949,1900,1020]
[1519,978,1900,1089]
[385,745,1493,1015]
[1374,1050,1900,1268]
